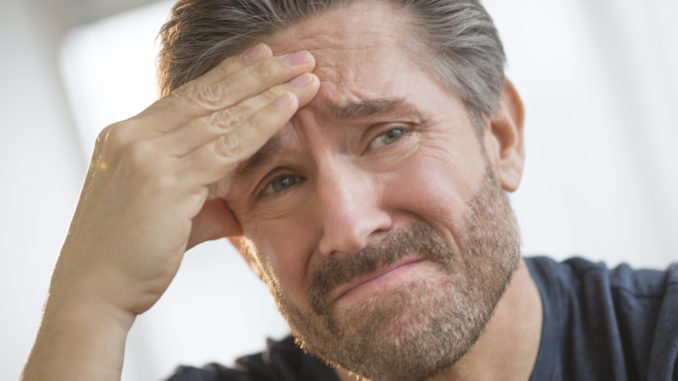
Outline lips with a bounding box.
[330,258,426,303]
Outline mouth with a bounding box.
[331,258,427,304]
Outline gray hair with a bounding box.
[157,0,506,131]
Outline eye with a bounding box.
[369,127,406,150]
[258,174,304,199]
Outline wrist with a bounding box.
[22,291,136,381]
[46,269,138,331]
[48,252,140,328]
[45,289,136,332]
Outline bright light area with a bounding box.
[60,1,171,155]
[56,1,678,380]
[483,0,678,266]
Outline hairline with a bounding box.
[272,4,490,134]
[158,0,498,133]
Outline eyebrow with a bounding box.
[235,134,284,179]
[329,97,404,120]
[235,97,407,180]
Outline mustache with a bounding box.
[307,221,453,315]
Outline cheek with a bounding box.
[244,211,318,306]
[381,134,487,238]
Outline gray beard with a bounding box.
[268,166,521,381]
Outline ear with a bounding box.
[482,79,525,192]
[228,236,266,282]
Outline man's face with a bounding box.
[223,2,521,380]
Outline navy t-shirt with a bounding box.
[167,257,678,380]
[527,256,678,380]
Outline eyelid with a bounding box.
[362,123,412,154]
[255,171,304,200]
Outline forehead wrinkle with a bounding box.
[273,31,378,55]
[235,97,409,180]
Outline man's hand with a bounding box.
[21,44,319,381]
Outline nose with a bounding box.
[316,160,392,256]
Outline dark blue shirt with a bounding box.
[167,257,678,380]
[527,256,678,381]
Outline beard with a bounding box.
[265,166,521,381]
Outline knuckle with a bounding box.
[213,134,240,158]
[102,122,132,149]
[260,87,285,104]
[209,108,238,133]
[254,59,279,80]
[151,173,178,193]
[179,82,226,109]
[198,84,227,107]
[125,140,155,166]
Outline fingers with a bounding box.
[139,44,271,116]
[193,43,272,88]
[177,50,315,113]
[177,74,319,186]
[142,45,316,133]
[155,72,320,157]
[94,44,317,178]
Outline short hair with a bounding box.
[157,0,506,131]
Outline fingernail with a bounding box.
[240,44,267,63]
[286,73,313,88]
[272,93,294,110]
[281,51,311,66]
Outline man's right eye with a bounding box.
[258,174,304,199]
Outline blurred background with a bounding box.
[1,0,676,380]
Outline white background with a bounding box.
[1,0,676,380]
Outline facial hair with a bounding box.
[267,166,521,381]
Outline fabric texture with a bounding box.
[166,257,678,380]
[165,336,340,381]
[527,256,678,381]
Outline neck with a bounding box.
[336,258,543,381]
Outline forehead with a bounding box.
[267,0,413,57]
[263,1,423,114]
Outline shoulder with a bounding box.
[166,362,244,381]
[525,256,678,299]
[526,256,678,381]
[526,255,678,340]
[164,336,339,381]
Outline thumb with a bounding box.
[187,198,242,250]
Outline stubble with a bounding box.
[270,167,521,381]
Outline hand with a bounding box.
[51,44,319,320]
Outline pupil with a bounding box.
[274,176,293,191]
[388,129,402,139]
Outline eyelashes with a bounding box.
[257,174,304,199]
[367,127,406,151]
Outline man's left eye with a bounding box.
[257,174,304,199]
[369,128,406,150]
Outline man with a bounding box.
[21,0,678,380]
